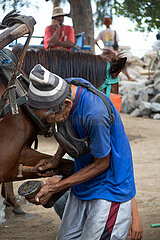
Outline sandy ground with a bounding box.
[0,113,160,240]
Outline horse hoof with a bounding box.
[3,199,11,207]
[12,206,26,214]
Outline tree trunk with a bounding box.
[68,0,95,53]
[53,0,60,7]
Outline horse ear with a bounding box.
[109,57,127,79]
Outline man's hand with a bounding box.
[35,145,65,176]
[52,20,61,29]
[35,158,57,177]
[129,216,143,240]
[35,176,61,205]
[25,176,61,206]
[129,198,143,240]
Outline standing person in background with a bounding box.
[95,16,136,81]
[44,7,75,50]
[95,16,119,54]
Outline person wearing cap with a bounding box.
[43,7,75,50]
[27,64,141,240]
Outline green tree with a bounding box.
[0,0,31,11]
[95,0,160,32]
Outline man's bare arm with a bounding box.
[49,27,60,47]
[53,41,75,49]
[35,153,110,204]
[129,197,143,240]
[95,39,102,50]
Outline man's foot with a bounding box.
[128,77,136,81]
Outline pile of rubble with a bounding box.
[119,51,160,120]
[120,73,160,120]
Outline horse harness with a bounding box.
[0,10,36,116]
[0,49,53,139]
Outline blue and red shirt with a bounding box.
[65,78,136,203]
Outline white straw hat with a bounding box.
[52,7,69,19]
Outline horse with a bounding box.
[0,48,126,208]
[12,48,126,93]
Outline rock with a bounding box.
[145,79,154,86]
[155,61,160,73]
[154,79,160,92]
[145,85,155,95]
[153,72,160,83]
[121,95,137,113]
[150,93,160,103]
[117,50,160,119]
[136,90,149,107]
[151,113,160,120]
[130,108,141,117]
[139,101,152,116]
[151,102,160,112]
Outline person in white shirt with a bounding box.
[95,16,119,54]
[95,16,136,82]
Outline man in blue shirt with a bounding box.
[27,64,139,240]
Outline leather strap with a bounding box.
[70,79,115,124]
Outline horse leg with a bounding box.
[20,145,74,178]
[10,145,74,181]
[1,182,25,214]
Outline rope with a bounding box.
[98,62,119,97]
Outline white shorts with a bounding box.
[56,192,131,240]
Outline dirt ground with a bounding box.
[0,113,160,240]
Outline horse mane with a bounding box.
[0,48,127,93]
[12,48,109,88]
